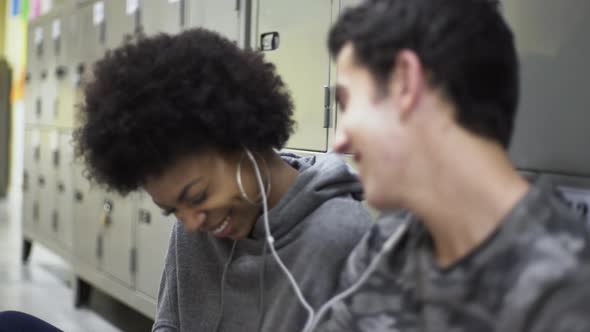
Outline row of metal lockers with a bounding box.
[21,0,590,320]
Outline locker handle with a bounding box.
[41,70,48,80]
[52,211,59,232]
[323,85,332,128]
[25,73,31,83]
[53,150,60,167]
[38,176,45,187]
[77,63,85,75]
[57,182,65,193]
[138,209,151,224]
[23,172,29,192]
[103,200,113,213]
[74,190,84,202]
[55,66,67,79]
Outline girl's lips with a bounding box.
[211,211,233,238]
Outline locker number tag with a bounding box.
[34,27,44,46]
[126,0,139,15]
[558,186,590,226]
[260,32,280,51]
[52,19,61,40]
[93,1,105,26]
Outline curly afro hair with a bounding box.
[75,28,295,195]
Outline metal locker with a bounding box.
[105,0,140,50]
[254,0,334,152]
[25,21,39,126]
[22,129,40,233]
[37,129,60,239]
[135,191,175,299]
[77,1,109,78]
[38,16,58,126]
[27,21,47,126]
[100,194,136,287]
[72,160,103,269]
[56,132,74,250]
[187,0,242,42]
[53,8,78,129]
[140,0,186,36]
[505,0,590,176]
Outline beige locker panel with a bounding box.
[105,0,138,49]
[505,0,590,176]
[37,129,60,240]
[187,0,241,42]
[54,10,78,129]
[78,1,109,80]
[255,0,332,151]
[25,22,40,125]
[22,130,40,232]
[72,160,103,269]
[38,17,58,126]
[100,194,136,287]
[56,132,74,250]
[135,191,175,298]
[141,0,185,36]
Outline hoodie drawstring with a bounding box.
[213,240,238,332]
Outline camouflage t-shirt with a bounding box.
[314,181,590,332]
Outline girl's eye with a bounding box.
[190,192,208,206]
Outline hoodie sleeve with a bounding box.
[152,223,181,332]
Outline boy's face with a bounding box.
[333,43,414,209]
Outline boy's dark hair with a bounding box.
[329,0,519,148]
[75,28,294,195]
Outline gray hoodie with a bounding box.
[152,152,371,332]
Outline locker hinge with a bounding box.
[323,85,333,128]
[130,247,137,274]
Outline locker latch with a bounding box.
[138,209,151,225]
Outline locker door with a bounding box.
[38,17,58,127]
[72,160,102,269]
[29,23,46,126]
[255,0,333,152]
[135,191,175,299]
[25,22,39,126]
[56,132,74,250]
[141,0,185,36]
[105,0,139,50]
[78,1,109,75]
[38,129,60,240]
[506,0,590,176]
[101,194,136,287]
[187,0,241,42]
[22,130,40,233]
[53,10,77,129]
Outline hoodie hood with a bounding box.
[248,152,363,245]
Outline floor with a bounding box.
[0,198,154,332]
